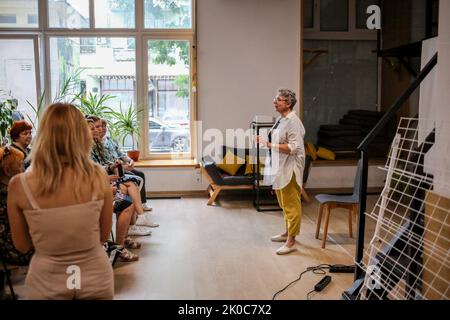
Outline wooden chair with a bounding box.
[315,159,362,248]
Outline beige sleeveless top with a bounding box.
[20,173,105,257]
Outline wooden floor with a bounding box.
[9,192,379,300]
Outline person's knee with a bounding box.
[132,169,145,179]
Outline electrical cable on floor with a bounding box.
[272,264,330,300]
[306,289,316,300]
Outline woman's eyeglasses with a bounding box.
[274,97,288,103]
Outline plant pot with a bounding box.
[127,150,140,162]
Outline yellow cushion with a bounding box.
[244,155,265,175]
[217,150,245,175]
[305,142,318,160]
[316,147,336,161]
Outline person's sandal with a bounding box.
[124,237,142,249]
[118,247,139,262]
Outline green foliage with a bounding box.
[107,121,122,145]
[148,40,189,66]
[144,0,191,28]
[109,103,142,150]
[174,75,190,98]
[75,93,115,119]
[54,68,83,103]
[108,0,133,10]
[26,92,45,130]
[0,99,14,146]
[25,68,84,130]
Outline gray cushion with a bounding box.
[222,175,254,186]
[315,194,358,204]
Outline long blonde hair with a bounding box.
[30,103,105,199]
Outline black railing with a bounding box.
[345,52,438,298]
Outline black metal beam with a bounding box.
[354,151,369,281]
[359,53,437,151]
[397,57,418,78]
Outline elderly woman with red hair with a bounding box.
[9,121,33,170]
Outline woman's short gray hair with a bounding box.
[277,88,297,109]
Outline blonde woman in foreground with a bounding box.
[7,103,114,299]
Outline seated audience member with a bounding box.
[0,146,33,298]
[88,116,142,185]
[86,116,153,236]
[100,119,153,212]
[9,121,33,170]
[7,103,114,299]
[111,188,140,262]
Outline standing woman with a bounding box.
[257,88,306,255]
[7,103,114,299]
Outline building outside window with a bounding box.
[0,0,195,159]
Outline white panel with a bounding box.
[419,37,438,143]
[432,0,450,198]
[139,167,207,192]
[197,0,301,152]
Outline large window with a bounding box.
[144,0,192,29]
[147,40,191,154]
[304,0,377,40]
[320,0,349,32]
[95,0,135,28]
[0,0,39,28]
[0,38,39,125]
[0,0,195,160]
[50,37,136,111]
[48,0,89,29]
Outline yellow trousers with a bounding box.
[275,174,302,237]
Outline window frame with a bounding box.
[304,0,377,40]
[0,34,42,125]
[0,0,40,30]
[0,0,197,161]
[143,35,194,160]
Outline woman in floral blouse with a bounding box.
[0,146,33,297]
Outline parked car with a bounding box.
[149,117,190,153]
[161,113,189,128]
[117,117,190,153]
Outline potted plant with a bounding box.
[75,92,115,119]
[109,103,142,161]
[0,98,15,146]
[26,69,84,130]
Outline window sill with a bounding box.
[134,159,199,168]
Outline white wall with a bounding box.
[146,0,302,192]
[420,2,450,199]
[140,167,207,193]
[307,165,385,190]
[432,1,450,198]
[197,0,301,140]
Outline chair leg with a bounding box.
[315,204,324,239]
[353,204,358,220]
[207,188,221,206]
[348,208,353,238]
[1,259,16,300]
[321,206,332,249]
